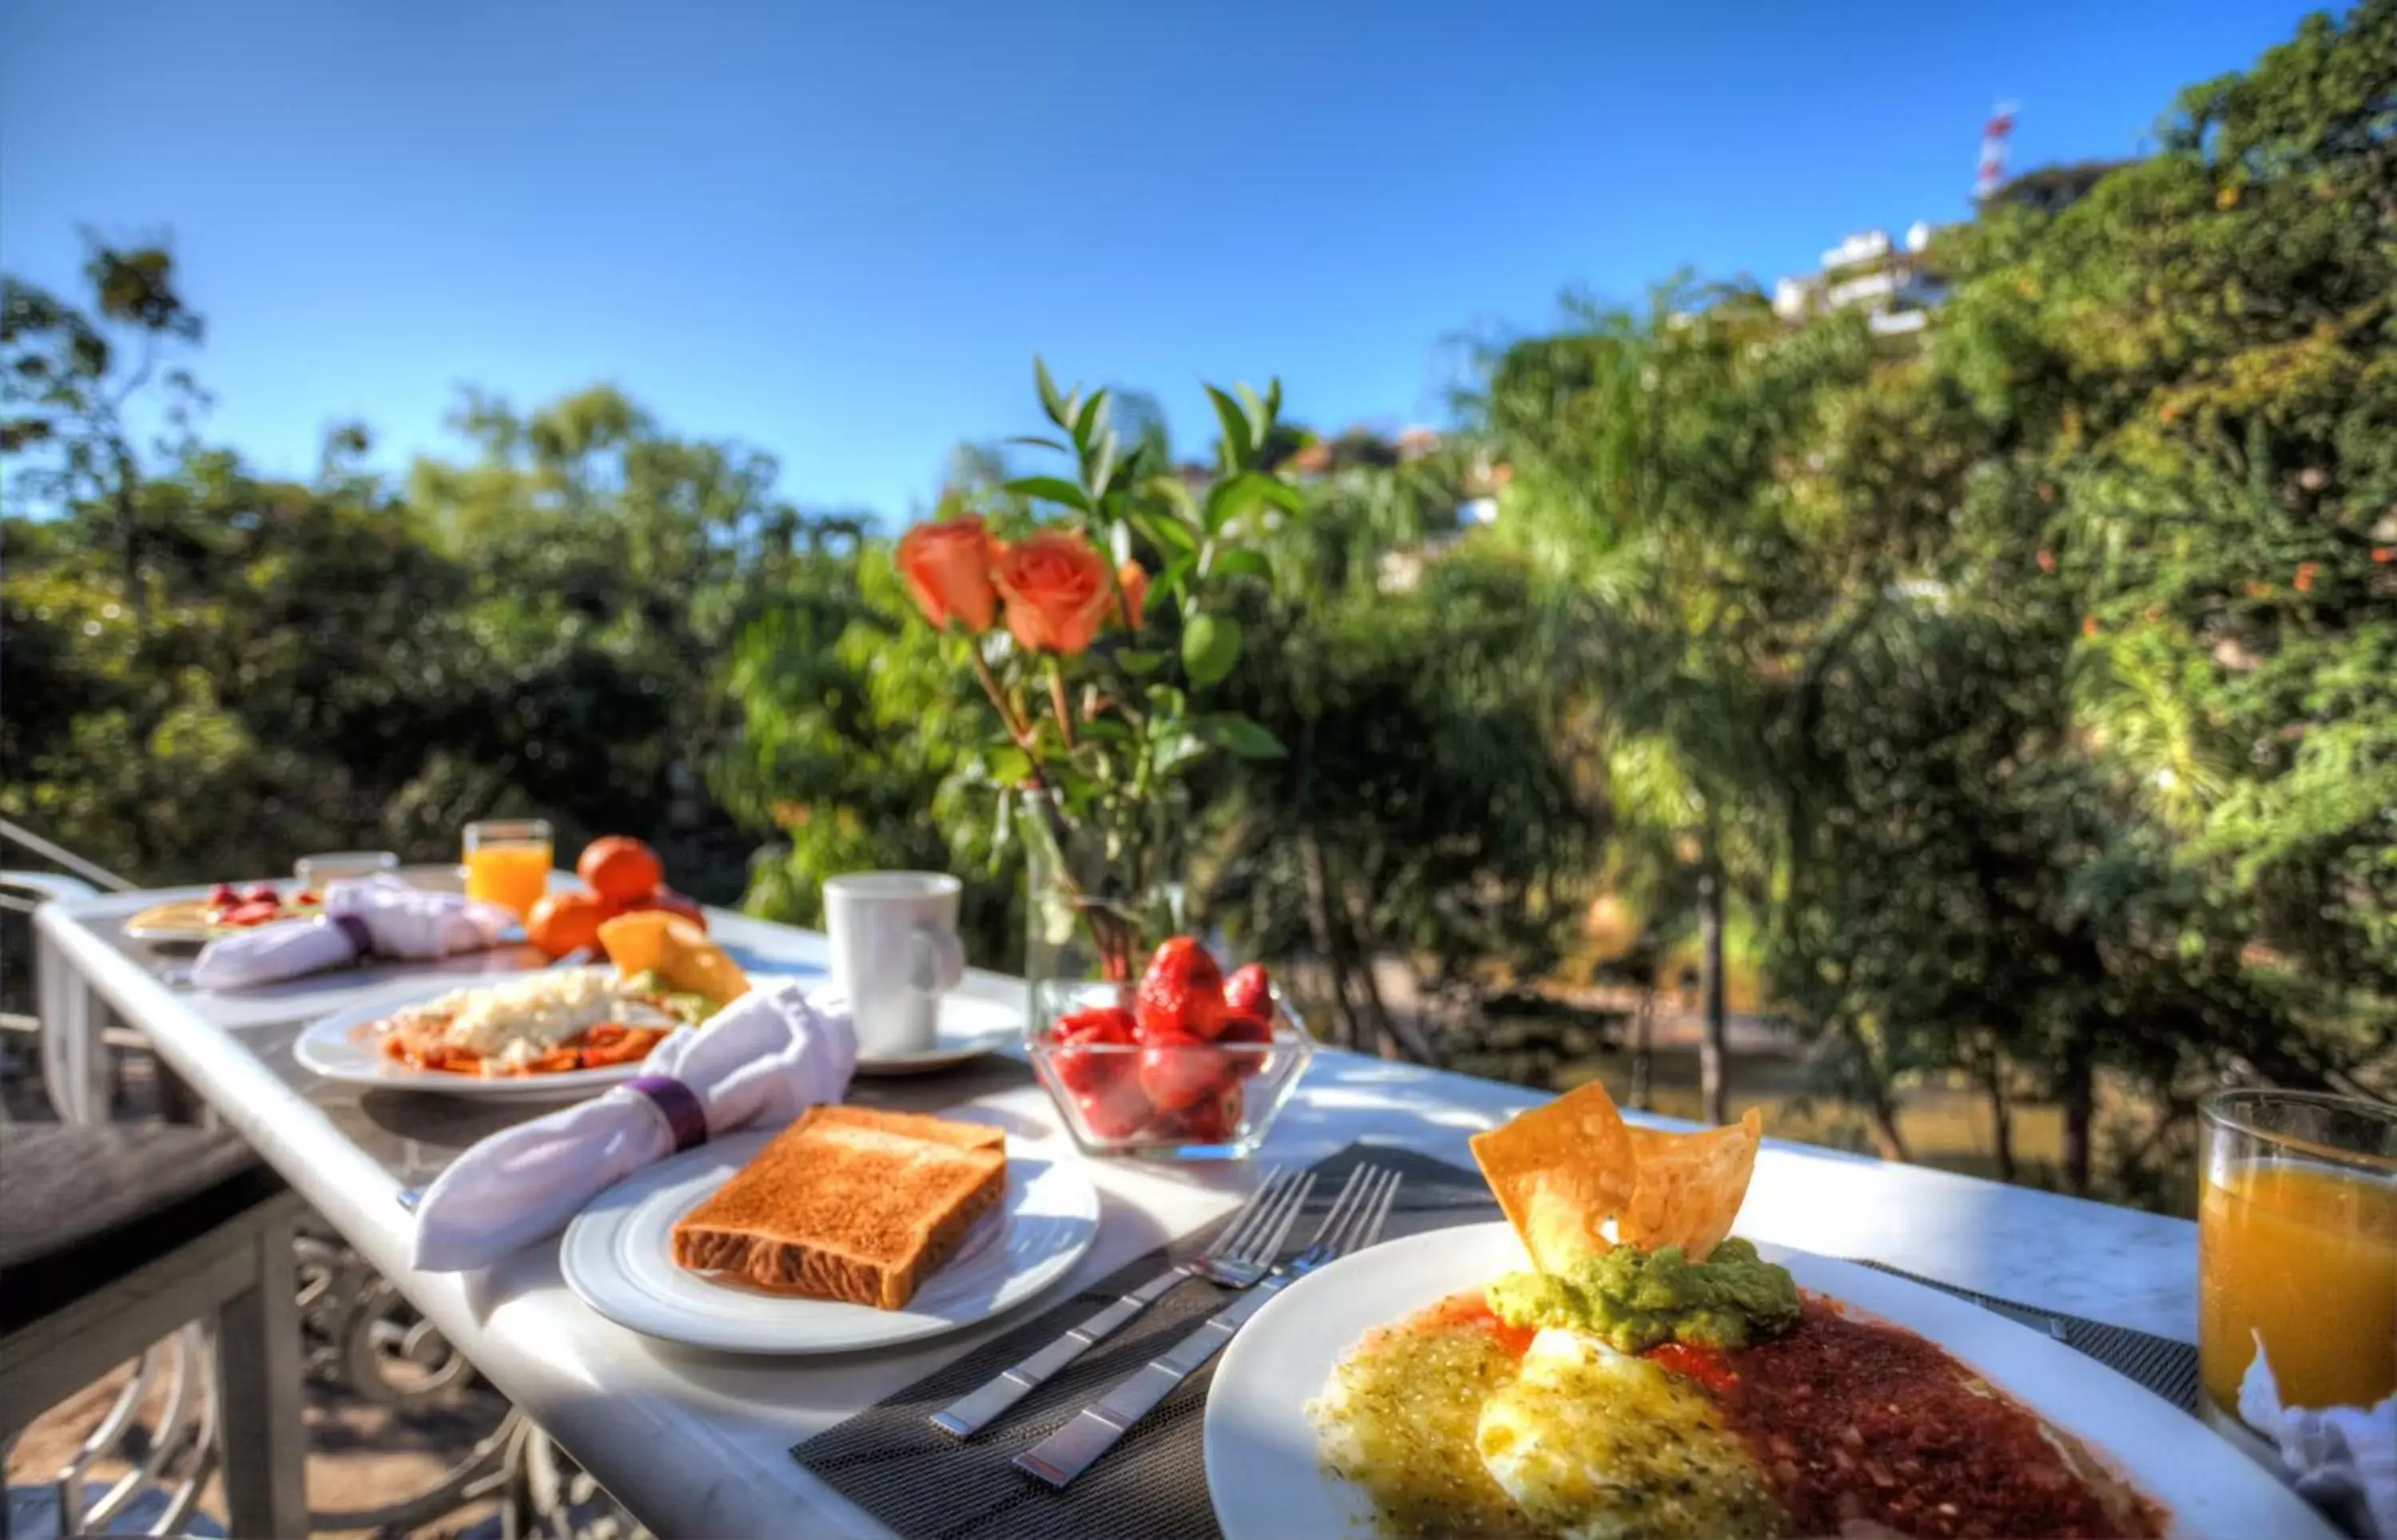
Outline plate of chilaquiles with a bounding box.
[296,914,764,1099]
[1204,1084,2338,1540]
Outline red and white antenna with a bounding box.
[1975,101,2017,201]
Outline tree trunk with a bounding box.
[1867,1095,1910,1164]
[1841,1021,1911,1161]
[1697,861,1729,1126]
[1337,872,1431,1062]
[1629,987,1655,1112]
[2060,1039,2096,1196]
[1298,827,1360,1048]
[1981,1054,2017,1184]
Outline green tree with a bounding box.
[1483,284,1875,1123]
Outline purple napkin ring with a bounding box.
[332,912,374,958]
[627,1075,709,1153]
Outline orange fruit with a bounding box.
[578,835,663,902]
[526,891,610,959]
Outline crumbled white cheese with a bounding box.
[400,967,646,1066]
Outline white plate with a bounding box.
[292,974,813,1101]
[559,1126,1099,1353]
[1205,1221,2338,1540]
[851,994,1025,1077]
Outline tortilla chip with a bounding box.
[1616,1108,1763,1261]
[1469,1082,1640,1271]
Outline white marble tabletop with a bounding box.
[35,883,2200,1538]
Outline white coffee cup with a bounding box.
[824,872,968,1060]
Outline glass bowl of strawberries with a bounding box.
[1026,937,1314,1160]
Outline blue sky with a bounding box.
[2,0,2316,522]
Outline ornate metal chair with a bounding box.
[0,1122,308,1536]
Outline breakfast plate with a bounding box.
[852,994,1026,1077]
[559,1127,1099,1353]
[294,971,813,1101]
[1203,1220,2338,1540]
[296,990,648,1101]
[125,891,328,944]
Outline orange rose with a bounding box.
[1116,561,1150,631]
[896,516,999,633]
[994,530,1112,654]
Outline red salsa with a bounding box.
[1422,1288,1537,1358]
[1715,1298,2164,1539]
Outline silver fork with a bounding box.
[1016,1164,1402,1488]
[931,1165,1314,1438]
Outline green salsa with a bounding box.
[1485,1237,1800,1354]
[623,969,723,1026]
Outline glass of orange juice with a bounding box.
[2198,1089,2396,1450]
[462,818,554,920]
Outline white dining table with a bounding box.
[34,882,2207,1538]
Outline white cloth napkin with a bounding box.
[410,979,857,1272]
[189,875,517,990]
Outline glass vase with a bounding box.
[1016,787,1186,1029]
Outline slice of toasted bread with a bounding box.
[670,1106,1006,1310]
[800,1104,1006,1153]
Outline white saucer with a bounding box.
[851,994,1024,1077]
[559,1126,1097,1354]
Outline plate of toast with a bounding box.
[559,1105,1100,1353]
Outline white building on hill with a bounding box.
[1773,223,1947,336]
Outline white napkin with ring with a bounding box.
[190,874,516,990]
[410,978,857,1272]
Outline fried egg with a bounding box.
[1474,1328,1784,1540]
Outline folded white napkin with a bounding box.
[410,979,857,1272]
[190,875,517,990]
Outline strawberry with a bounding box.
[207,882,240,908]
[1135,936,1226,1041]
[1213,1010,1272,1078]
[1075,1074,1152,1141]
[1047,1006,1135,1099]
[242,883,281,907]
[1168,1082,1245,1144]
[1223,963,1273,1019]
[1050,1005,1136,1046]
[1137,1032,1231,1113]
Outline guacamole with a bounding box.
[1485,1236,1800,1354]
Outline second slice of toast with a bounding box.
[670,1106,1007,1310]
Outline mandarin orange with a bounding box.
[525,890,610,959]
[577,835,663,902]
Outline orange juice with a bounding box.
[2199,1160,2397,1416]
[464,840,552,919]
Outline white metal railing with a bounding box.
[0,819,137,893]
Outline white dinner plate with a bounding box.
[1205,1221,2338,1540]
[852,994,1026,1077]
[559,1126,1099,1353]
[292,974,813,1101]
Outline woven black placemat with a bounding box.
[793,1145,2203,1538]
[792,1142,1497,1540]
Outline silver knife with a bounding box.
[1981,1296,2070,1343]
